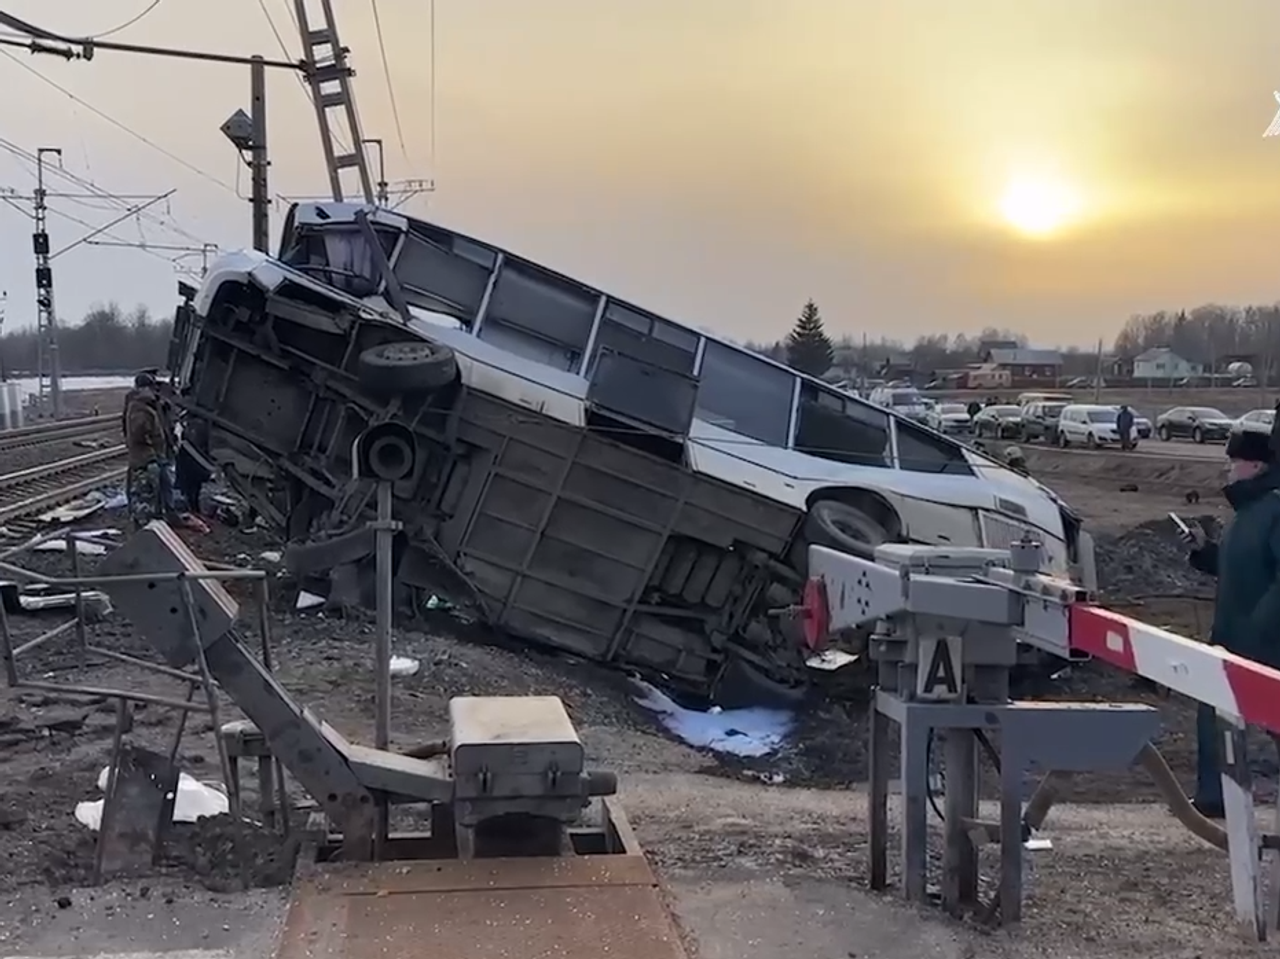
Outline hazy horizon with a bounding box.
[1,0,1279,349]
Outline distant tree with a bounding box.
[785,299,835,377]
[0,301,171,375]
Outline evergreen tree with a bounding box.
[785,299,835,377]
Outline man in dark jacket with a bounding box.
[1179,428,1280,816]
[1116,404,1135,451]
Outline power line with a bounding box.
[84,0,168,40]
[0,187,195,270]
[0,136,209,248]
[368,0,408,161]
[0,48,237,196]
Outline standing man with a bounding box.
[1177,428,1280,817]
[123,373,176,527]
[1116,404,1135,451]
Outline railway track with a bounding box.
[0,414,119,454]
[0,446,128,538]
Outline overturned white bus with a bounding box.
[169,202,1095,705]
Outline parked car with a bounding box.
[1020,400,1068,442]
[1017,391,1072,407]
[868,385,932,423]
[1155,406,1234,443]
[1232,408,1276,436]
[1056,404,1136,449]
[1133,412,1152,439]
[170,201,1094,705]
[924,402,972,434]
[971,405,1024,439]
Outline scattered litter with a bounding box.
[259,550,282,564]
[0,581,112,616]
[296,590,325,611]
[424,594,452,611]
[805,649,860,672]
[101,489,127,510]
[38,492,112,524]
[389,656,421,677]
[74,765,229,831]
[33,539,108,556]
[631,680,793,757]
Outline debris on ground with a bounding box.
[632,679,794,757]
[1094,514,1220,600]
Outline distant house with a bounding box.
[982,348,1063,380]
[963,363,1012,389]
[876,351,916,382]
[1104,355,1134,379]
[1133,347,1201,381]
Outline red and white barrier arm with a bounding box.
[1070,604,1280,737]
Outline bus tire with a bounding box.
[358,340,457,393]
[804,498,893,561]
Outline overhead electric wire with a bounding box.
[0,189,191,270]
[0,48,237,196]
[369,0,408,160]
[82,0,167,40]
[0,135,210,248]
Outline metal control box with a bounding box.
[449,696,585,801]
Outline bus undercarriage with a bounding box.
[178,278,830,706]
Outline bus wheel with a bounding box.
[805,499,893,561]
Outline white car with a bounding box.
[924,402,971,434]
[1056,404,1134,449]
[172,201,1095,703]
[1233,409,1275,436]
[868,386,932,423]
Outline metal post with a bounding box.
[250,57,269,253]
[364,139,389,206]
[34,147,62,417]
[0,289,7,381]
[374,479,394,851]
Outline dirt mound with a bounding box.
[1094,513,1220,601]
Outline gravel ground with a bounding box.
[0,444,1268,957]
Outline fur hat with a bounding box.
[1226,429,1274,464]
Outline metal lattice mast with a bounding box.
[293,0,375,204]
[33,147,62,417]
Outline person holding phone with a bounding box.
[1175,427,1280,818]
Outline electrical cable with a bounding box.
[0,136,212,251]
[0,48,238,197]
[368,0,408,160]
[0,190,191,269]
[81,0,167,40]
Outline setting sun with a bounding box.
[999,176,1081,238]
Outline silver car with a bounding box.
[925,402,972,434]
[1232,408,1276,437]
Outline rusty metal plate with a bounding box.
[276,855,689,959]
